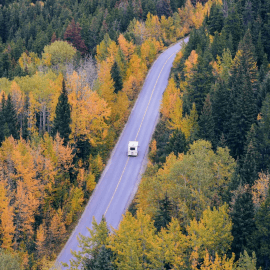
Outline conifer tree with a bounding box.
[187,49,213,115]
[198,94,215,145]
[253,189,270,269]
[231,190,255,259]
[0,93,5,144]
[68,216,111,269]
[223,4,242,53]
[110,61,123,94]
[154,193,173,231]
[22,95,29,141]
[227,30,258,158]
[256,94,270,171]
[53,80,72,145]
[207,3,224,35]
[166,128,187,156]
[240,125,259,186]
[91,245,114,270]
[3,94,19,140]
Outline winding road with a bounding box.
[57,36,189,268]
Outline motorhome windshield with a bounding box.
[130,147,135,150]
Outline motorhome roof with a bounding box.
[128,141,138,147]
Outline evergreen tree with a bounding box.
[242,0,254,30]
[154,193,173,231]
[240,125,259,186]
[3,94,19,140]
[67,216,111,269]
[187,48,213,115]
[166,128,187,156]
[22,95,29,141]
[258,71,270,109]
[212,81,230,144]
[206,3,224,35]
[256,31,265,67]
[253,189,270,269]
[223,4,242,54]
[211,30,227,59]
[227,30,258,158]
[198,94,215,145]
[91,245,114,270]
[0,93,5,144]
[231,190,255,259]
[256,93,270,171]
[53,80,72,145]
[110,61,123,94]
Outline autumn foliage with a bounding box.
[0,0,223,268]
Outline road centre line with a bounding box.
[104,50,177,217]
[135,51,176,141]
[104,157,130,215]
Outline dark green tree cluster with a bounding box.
[0,0,188,80]
[52,79,71,145]
[152,0,270,268]
[0,93,19,144]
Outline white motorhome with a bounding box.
[128,141,138,156]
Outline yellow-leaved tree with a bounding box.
[66,71,111,146]
[109,209,158,269]
[187,204,233,260]
[0,182,15,251]
[117,34,136,62]
[42,40,77,67]
[123,54,147,101]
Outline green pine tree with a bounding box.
[91,245,114,270]
[198,94,215,145]
[227,30,258,158]
[154,193,173,231]
[3,94,19,140]
[22,95,29,141]
[187,49,214,115]
[207,2,224,35]
[53,79,72,145]
[240,125,259,186]
[223,4,242,54]
[110,61,123,94]
[166,128,187,156]
[253,189,270,269]
[231,190,255,259]
[67,216,111,269]
[256,93,270,171]
[212,81,230,145]
[0,93,5,144]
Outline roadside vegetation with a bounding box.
[0,0,219,268]
[69,0,270,269]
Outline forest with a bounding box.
[67,0,270,269]
[0,0,219,269]
[1,0,270,269]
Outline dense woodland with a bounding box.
[1,0,270,269]
[0,0,218,269]
[68,0,270,269]
[0,0,192,79]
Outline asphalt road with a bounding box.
[57,36,189,268]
